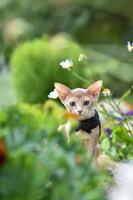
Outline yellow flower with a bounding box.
[102,88,111,97]
[63,111,79,120]
[78,53,87,62]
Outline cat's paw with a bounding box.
[75,131,81,136]
[58,124,65,132]
[57,121,71,133]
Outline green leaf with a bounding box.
[101,138,110,152]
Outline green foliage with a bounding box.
[100,92,133,161]
[1,0,133,99]
[0,0,133,99]
[0,103,46,200]
[0,0,130,45]
[10,35,85,103]
[0,102,108,200]
[101,126,133,161]
[43,100,65,133]
[0,103,45,133]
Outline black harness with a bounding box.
[76,109,101,135]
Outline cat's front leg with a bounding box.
[58,120,71,143]
[86,126,100,157]
[79,126,100,157]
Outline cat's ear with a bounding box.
[86,80,103,101]
[54,82,71,101]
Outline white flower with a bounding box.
[127,41,133,52]
[59,59,73,70]
[102,88,111,97]
[48,89,58,99]
[78,53,87,62]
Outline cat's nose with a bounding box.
[78,110,83,114]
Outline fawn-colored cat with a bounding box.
[54,80,103,157]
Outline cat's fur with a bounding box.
[54,80,103,157]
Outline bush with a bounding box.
[101,126,133,161]
[0,103,108,200]
[10,34,86,103]
[99,92,133,161]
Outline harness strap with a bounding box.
[76,109,101,135]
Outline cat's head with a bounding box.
[54,80,103,120]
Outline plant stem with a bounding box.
[72,71,90,84]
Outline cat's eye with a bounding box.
[69,101,76,106]
[83,100,90,106]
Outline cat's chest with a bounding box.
[75,110,101,135]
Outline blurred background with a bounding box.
[0,0,133,105]
[0,1,133,199]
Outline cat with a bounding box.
[54,80,103,157]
